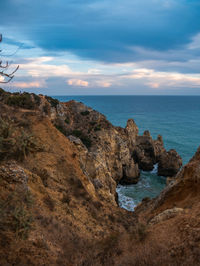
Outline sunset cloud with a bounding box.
[67,79,89,87]
[124,68,200,89]
[18,57,72,78]
[11,81,46,88]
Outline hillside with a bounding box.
[0,88,199,266]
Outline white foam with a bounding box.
[150,163,158,174]
[116,185,137,211]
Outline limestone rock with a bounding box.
[46,98,182,194]
[120,159,140,185]
[157,149,182,177]
[0,161,28,185]
[149,207,184,225]
[133,133,156,171]
[133,132,166,171]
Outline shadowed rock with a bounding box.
[157,149,182,177]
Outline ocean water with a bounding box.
[54,95,200,211]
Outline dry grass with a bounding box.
[0,192,34,240]
[0,116,42,161]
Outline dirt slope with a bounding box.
[0,90,199,265]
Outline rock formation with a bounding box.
[1,88,197,266]
[157,149,183,176]
[47,99,182,186]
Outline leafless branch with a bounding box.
[0,34,19,83]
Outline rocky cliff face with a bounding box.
[1,89,198,266]
[46,99,182,191]
[0,89,182,205]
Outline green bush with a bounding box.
[80,110,90,116]
[71,130,92,149]
[0,192,34,239]
[15,131,39,159]
[45,96,59,108]
[65,118,70,124]
[0,117,41,161]
[54,124,66,135]
[5,92,41,110]
[13,206,33,239]
[72,129,82,138]
[94,125,101,131]
[89,121,96,126]
[80,135,92,149]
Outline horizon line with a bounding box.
[49,94,200,97]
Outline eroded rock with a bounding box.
[157,149,182,177]
[149,207,184,225]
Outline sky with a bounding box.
[0,0,200,95]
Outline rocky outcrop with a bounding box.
[0,88,199,266]
[157,149,183,177]
[51,100,141,191]
[0,89,182,191]
[45,99,182,187]
[149,207,184,225]
[133,131,158,171]
[120,160,140,185]
[153,146,200,210]
[133,131,182,176]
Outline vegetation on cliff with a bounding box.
[0,88,199,266]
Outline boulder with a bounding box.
[120,160,140,185]
[157,149,182,177]
[149,207,184,225]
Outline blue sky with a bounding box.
[1,0,200,95]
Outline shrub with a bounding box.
[0,192,34,239]
[0,117,41,161]
[13,206,33,239]
[16,131,40,159]
[136,223,148,241]
[89,121,96,126]
[94,124,101,131]
[80,135,92,149]
[5,92,40,109]
[54,124,66,135]
[43,103,49,114]
[80,110,90,116]
[65,118,70,124]
[0,117,13,138]
[71,130,92,149]
[72,130,82,138]
[45,96,59,108]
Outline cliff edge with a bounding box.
[0,89,199,266]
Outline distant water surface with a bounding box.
[54,95,200,210]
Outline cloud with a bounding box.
[188,33,200,50]
[147,82,160,89]
[1,1,200,94]
[1,0,200,63]
[17,57,73,78]
[11,81,46,88]
[95,81,111,87]
[67,79,89,87]
[88,69,101,74]
[124,68,200,89]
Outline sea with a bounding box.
[54,95,200,211]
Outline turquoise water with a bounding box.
[54,95,200,210]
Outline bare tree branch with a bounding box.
[0,34,19,83]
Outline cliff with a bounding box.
[0,89,199,266]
